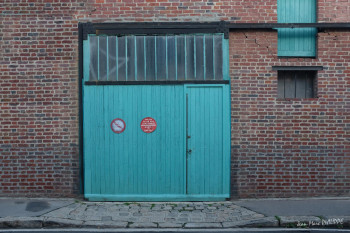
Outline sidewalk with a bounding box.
[0,197,349,229]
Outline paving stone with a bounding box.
[222,217,278,228]
[158,222,183,228]
[129,222,158,228]
[83,220,128,228]
[0,217,43,228]
[101,216,112,221]
[119,212,130,216]
[43,217,84,228]
[184,222,222,228]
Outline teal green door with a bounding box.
[82,33,230,201]
[83,84,230,201]
[186,85,230,196]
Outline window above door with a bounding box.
[85,34,226,82]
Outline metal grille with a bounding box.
[87,34,224,81]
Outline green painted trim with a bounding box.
[154,36,157,81]
[203,35,206,80]
[97,37,100,81]
[222,38,229,81]
[106,37,109,81]
[116,37,118,81]
[134,36,137,81]
[85,194,229,201]
[223,84,231,195]
[125,37,128,81]
[183,85,187,194]
[83,38,90,81]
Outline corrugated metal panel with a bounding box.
[88,34,225,81]
[277,0,317,57]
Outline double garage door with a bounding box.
[83,34,230,201]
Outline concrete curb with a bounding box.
[1,216,349,229]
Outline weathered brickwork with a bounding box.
[230,30,350,197]
[0,0,349,197]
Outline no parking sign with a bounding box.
[110,118,126,134]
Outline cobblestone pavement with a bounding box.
[2,198,349,229]
[40,201,274,228]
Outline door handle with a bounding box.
[187,149,192,154]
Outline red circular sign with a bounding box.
[110,118,126,134]
[140,117,157,133]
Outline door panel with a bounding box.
[186,85,230,195]
[84,85,186,197]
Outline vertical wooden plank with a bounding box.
[305,72,315,98]
[277,72,285,98]
[222,84,230,195]
[83,39,91,196]
[284,71,295,98]
[295,71,307,98]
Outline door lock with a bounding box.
[187,149,192,154]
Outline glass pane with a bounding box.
[136,36,145,81]
[195,35,204,80]
[156,37,167,80]
[177,36,185,80]
[118,37,126,81]
[167,36,176,80]
[108,37,116,81]
[145,36,156,81]
[89,36,98,81]
[214,35,223,80]
[205,35,214,80]
[99,37,107,81]
[186,36,195,80]
[127,36,135,81]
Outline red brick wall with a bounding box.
[0,15,80,196]
[230,30,350,198]
[0,0,349,197]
